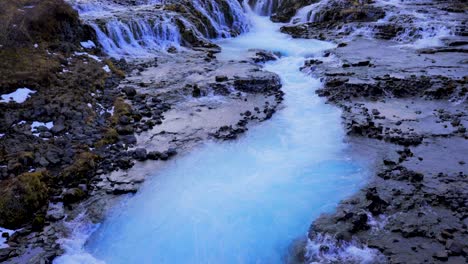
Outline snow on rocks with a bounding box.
[0,88,36,104]
[31,121,54,137]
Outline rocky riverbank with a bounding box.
[0,0,283,262]
[280,0,468,263]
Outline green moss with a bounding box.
[0,171,49,229]
[61,152,98,185]
[104,59,125,78]
[62,187,86,205]
[111,97,132,125]
[32,214,45,231]
[95,128,119,147]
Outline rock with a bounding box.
[251,50,278,63]
[167,46,177,53]
[134,148,147,161]
[116,125,134,135]
[351,212,369,232]
[46,202,65,221]
[62,188,86,205]
[337,43,348,48]
[233,74,281,93]
[165,148,177,157]
[147,151,161,160]
[433,250,448,261]
[352,61,371,67]
[192,85,201,98]
[118,115,132,125]
[447,241,463,256]
[366,187,389,215]
[215,75,228,82]
[120,135,137,145]
[107,171,144,184]
[51,123,65,134]
[122,86,136,97]
[116,156,134,169]
[159,152,169,161]
[112,184,137,194]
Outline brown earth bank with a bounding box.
[0,0,284,262]
[281,0,468,263]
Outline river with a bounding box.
[55,6,370,264]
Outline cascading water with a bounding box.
[54,2,376,264]
[291,0,458,49]
[90,16,183,57]
[69,0,248,57]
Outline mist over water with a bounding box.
[55,9,371,264]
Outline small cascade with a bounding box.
[290,0,459,49]
[192,0,249,38]
[292,0,329,23]
[248,0,283,16]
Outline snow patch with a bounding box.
[74,52,101,62]
[0,227,16,249]
[0,88,36,103]
[102,65,111,73]
[80,40,96,49]
[32,121,54,130]
[31,121,54,136]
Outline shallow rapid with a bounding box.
[55,11,371,264]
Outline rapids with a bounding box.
[55,2,374,264]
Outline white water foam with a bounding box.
[53,214,105,264]
[305,234,382,264]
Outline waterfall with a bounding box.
[69,0,250,57]
[89,16,183,57]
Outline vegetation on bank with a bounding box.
[0,0,130,230]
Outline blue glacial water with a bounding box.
[55,13,370,264]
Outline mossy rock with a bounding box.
[32,214,45,231]
[0,171,49,229]
[61,152,98,185]
[62,188,87,205]
[95,128,119,147]
[111,97,133,126]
